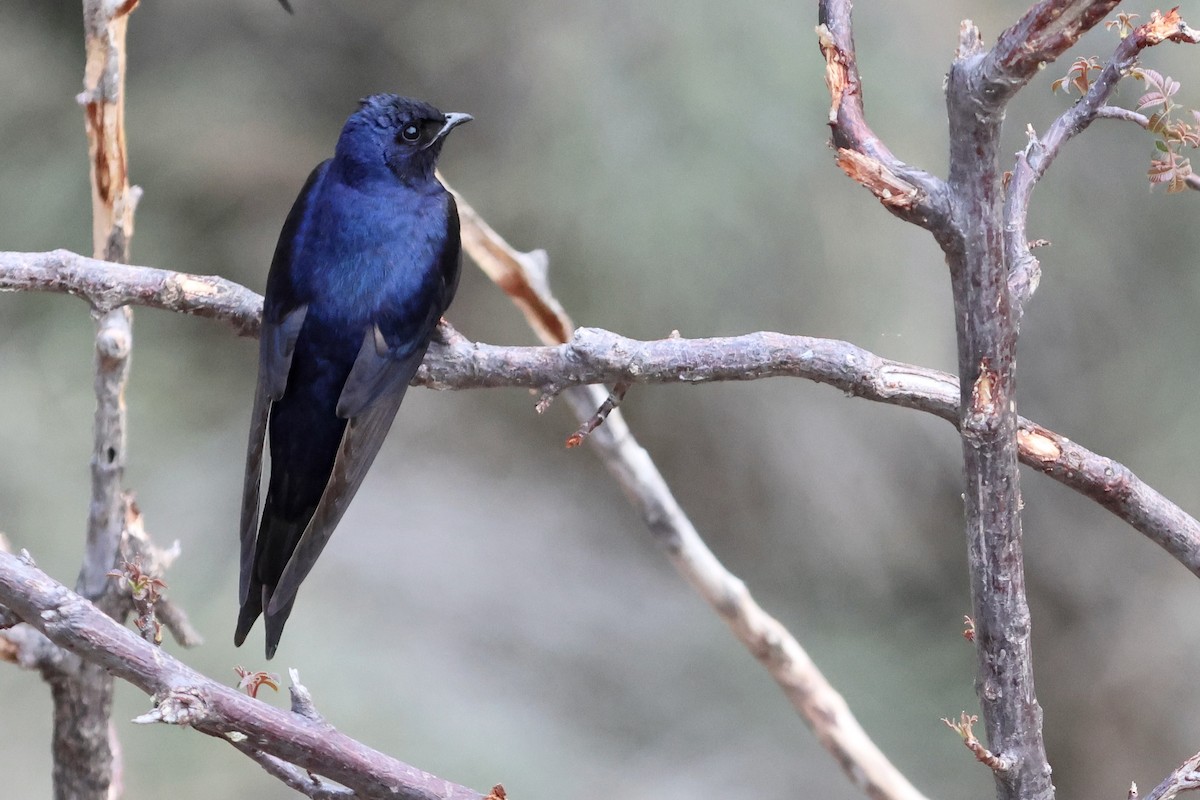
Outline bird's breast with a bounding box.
[297,186,448,324]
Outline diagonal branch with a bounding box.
[0,549,488,800]
[984,0,1123,100]
[816,0,953,235]
[447,188,932,800]
[446,185,573,345]
[1007,9,1200,313]
[1141,749,1200,800]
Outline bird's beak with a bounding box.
[434,112,473,142]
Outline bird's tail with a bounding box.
[234,587,263,648]
[235,513,307,659]
[234,580,299,660]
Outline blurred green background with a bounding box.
[2,1,1200,798]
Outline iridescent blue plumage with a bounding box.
[236,95,471,658]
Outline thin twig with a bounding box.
[118,494,203,647]
[565,381,629,447]
[1094,106,1200,191]
[229,743,354,799]
[942,712,1011,773]
[1007,9,1200,314]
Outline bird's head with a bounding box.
[334,94,471,187]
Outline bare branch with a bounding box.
[1143,749,1200,800]
[0,549,488,800]
[78,0,140,603]
[451,177,932,800]
[1007,9,1200,312]
[0,249,261,335]
[5,250,1200,583]
[815,0,952,233]
[444,182,574,345]
[51,0,145,795]
[229,744,354,799]
[560,382,933,800]
[985,0,1122,100]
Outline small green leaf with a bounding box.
[1156,140,1170,152]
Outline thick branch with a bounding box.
[947,14,1052,800]
[0,550,486,800]
[985,0,1122,101]
[5,250,1200,581]
[58,1,142,797]
[0,249,261,335]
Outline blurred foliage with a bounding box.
[2,2,1200,799]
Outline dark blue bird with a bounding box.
[236,95,471,658]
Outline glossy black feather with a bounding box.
[236,95,469,658]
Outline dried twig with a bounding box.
[229,743,353,799]
[118,495,203,647]
[565,381,629,447]
[1094,106,1200,191]
[943,712,1011,773]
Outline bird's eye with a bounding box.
[400,124,421,142]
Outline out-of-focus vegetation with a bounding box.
[2,2,1199,798]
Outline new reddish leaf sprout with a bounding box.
[234,666,281,699]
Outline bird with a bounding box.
[235,94,471,659]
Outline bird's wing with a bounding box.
[267,199,463,615]
[238,161,329,605]
[239,306,307,605]
[268,343,425,613]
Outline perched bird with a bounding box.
[236,95,471,658]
